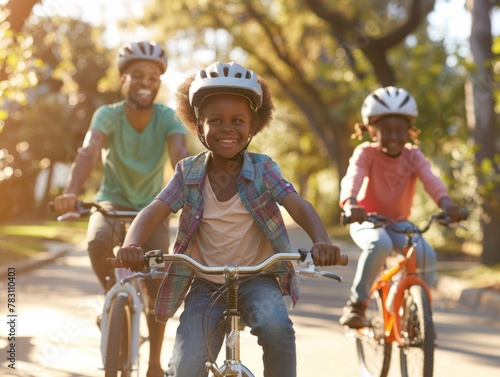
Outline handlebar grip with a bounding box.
[106,258,122,268]
[459,208,469,221]
[338,254,348,266]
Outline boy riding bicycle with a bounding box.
[338,86,461,329]
[117,61,344,377]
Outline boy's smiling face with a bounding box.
[198,94,255,160]
[368,115,411,157]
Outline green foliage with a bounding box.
[0,14,122,222]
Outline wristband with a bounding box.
[128,243,141,248]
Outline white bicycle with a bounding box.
[107,248,348,377]
[54,201,147,377]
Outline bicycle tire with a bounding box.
[356,290,392,377]
[399,284,434,377]
[105,294,132,377]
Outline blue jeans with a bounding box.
[166,275,296,377]
[349,221,436,303]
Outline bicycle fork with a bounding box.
[207,270,254,377]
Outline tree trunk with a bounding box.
[465,0,500,266]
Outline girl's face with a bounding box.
[198,94,254,160]
[369,116,410,157]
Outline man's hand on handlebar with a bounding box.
[117,245,145,272]
[53,193,79,214]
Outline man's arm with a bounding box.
[54,129,106,213]
[167,133,189,168]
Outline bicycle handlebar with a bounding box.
[341,209,468,235]
[49,201,139,221]
[106,248,347,283]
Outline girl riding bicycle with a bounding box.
[117,61,343,377]
[338,86,461,329]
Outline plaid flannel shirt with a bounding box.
[154,150,299,322]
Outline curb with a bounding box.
[434,274,500,316]
[0,241,73,279]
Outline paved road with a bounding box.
[1,225,499,376]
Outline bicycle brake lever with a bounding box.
[57,212,81,221]
[317,270,342,282]
[295,265,321,277]
[121,272,149,284]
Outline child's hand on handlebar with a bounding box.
[344,204,367,224]
[117,245,145,272]
[311,242,343,266]
[438,197,464,223]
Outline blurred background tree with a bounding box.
[1,1,122,221]
[1,0,498,265]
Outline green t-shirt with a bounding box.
[91,101,187,210]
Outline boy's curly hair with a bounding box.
[175,73,275,135]
[351,121,421,144]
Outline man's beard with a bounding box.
[126,93,154,110]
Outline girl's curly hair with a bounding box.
[175,73,275,135]
[351,121,421,144]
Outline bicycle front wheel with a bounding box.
[105,294,132,377]
[399,284,434,377]
[356,290,392,377]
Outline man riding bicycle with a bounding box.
[53,41,188,377]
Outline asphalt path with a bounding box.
[1,224,499,376]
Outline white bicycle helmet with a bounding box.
[361,86,418,125]
[117,41,168,74]
[189,62,263,114]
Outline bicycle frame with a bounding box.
[52,201,146,375]
[367,239,432,347]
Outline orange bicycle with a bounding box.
[342,210,467,377]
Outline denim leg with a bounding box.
[349,222,393,303]
[166,282,226,377]
[239,276,296,377]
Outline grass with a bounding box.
[0,220,87,264]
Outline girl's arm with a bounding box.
[281,192,341,266]
[118,199,173,271]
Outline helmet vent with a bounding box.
[372,94,390,109]
[223,67,229,76]
[398,94,410,109]
[138,43,147,55]
[210,72,219,78]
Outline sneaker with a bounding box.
[339,301,367,329]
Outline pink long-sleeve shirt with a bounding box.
[339,142,450,221]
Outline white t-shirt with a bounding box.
[190,177,274,284]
